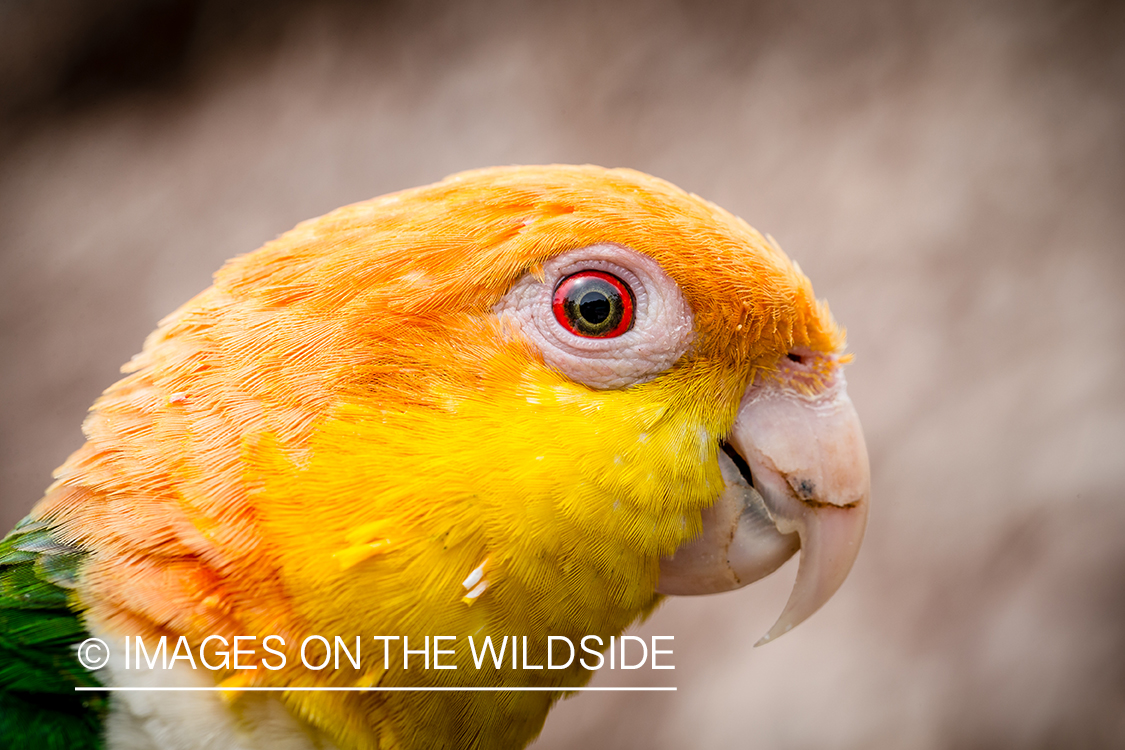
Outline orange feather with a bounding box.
[32,165,843,749]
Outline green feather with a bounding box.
[0,517,107,750]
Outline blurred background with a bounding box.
[1,0,1123,747]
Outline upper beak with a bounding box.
[656,353,870,645]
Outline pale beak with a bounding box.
[657,354,870,645]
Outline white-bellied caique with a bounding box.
[0,165,869,750]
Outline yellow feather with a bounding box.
[29,165,846,750]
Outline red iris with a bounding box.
[552,270,635,338]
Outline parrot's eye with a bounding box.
[552,271,635,338]
[493,244,694,389]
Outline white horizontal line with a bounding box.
[75,686,676,692]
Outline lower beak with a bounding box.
[656,356,870,645]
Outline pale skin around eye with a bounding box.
[493,244,695,390]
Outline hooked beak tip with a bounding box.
[656,353,870,645]
[754,494,869,646]
[734,371,870,645]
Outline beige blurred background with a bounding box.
[1,0,1123,747]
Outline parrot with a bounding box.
[0,165,870,750]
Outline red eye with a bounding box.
[552,270,635,338]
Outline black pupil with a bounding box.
[560,274,628,336]
[578,290,611,324]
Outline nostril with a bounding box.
[786,352,803,364]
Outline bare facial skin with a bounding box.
[497,245,869,645]
[494,244,694,390]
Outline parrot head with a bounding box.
[33,164,869,748]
